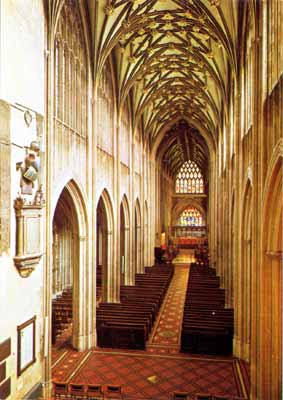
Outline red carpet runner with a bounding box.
[147,264,190,354]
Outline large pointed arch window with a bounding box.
[177,207,204,227]
[97,63,114,154]
[175,161,204,193]
[54,4,88,138]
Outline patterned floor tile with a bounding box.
[52,250,248,399]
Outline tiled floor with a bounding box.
[52,251,249,399]
[70,351,243,399]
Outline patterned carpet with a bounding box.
[52,349,246,399]
[147,264,190,354]
[51,251,249,399]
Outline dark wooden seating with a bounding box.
[69,383,85,399]
[53,382,69,399]
[195,394,212,400]
[96,264,173,349]
[87,383,103,399]
[104,384,123,399]
[181,263,234,355]
[52,289,72,343]
[154,246,165,263]
[53,382,124,399]
[173,391,189,399]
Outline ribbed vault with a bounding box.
[89,0,237,145]
[158,120,209,180]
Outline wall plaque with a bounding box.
[17,316,36,376]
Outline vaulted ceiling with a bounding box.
[158,120,209,177]
[88,0,238,171]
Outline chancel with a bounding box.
[0,1,282,400]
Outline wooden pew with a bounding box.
[96,264,173,349]
[181,264,234,355]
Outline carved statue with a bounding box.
[16,141,40,195]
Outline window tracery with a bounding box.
[177,207,204,227]
[120,103,130,166]
[175,161,204,193]
[97,63,114,154]
[54,2,88,139]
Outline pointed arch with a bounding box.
[172,201,206,227]
[259,154,282,399]
[144,200,150,267]
[96,189,115,302]
[97,188,115,232]
[120,194,130,285]
[134,198,142,274]
[175,160,204,194]
[239,179,252,362]
[121,194,130,228]
[51,179,88,351]
[228,190,235,308]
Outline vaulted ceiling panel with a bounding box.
[90,0,237,166]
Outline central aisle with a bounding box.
[147,262,190,354]
[51,250,248,399]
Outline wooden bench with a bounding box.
[96,264,173,349]
[181,264,234,355]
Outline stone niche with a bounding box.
[13,190,44,278]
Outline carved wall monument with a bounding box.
[13,186,45,277]
[16,141,40,195]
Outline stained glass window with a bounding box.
[177,208,204,226]
[175,161,204,193]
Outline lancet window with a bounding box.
[120,103,130,166]
[175,161,204,193]
[54,3,88,139]
[97,63,114,154]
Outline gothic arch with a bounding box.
[134,198,142,274]
[120,194,130,285]
[172,200,206,227]
[228,190,235,308]
[50,0,92,69]
[96,189,115,302]
[52,179,88,351]
[239,179,252,362]
[259,155,282,399]
[144,200,150,267]
[51,172,88,222]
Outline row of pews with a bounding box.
[53,382,123,399]
[181,262,234,355]
[52,264,103,344]
[53,382,247,400]
[97,264,173,350]
[52,288,72,344]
